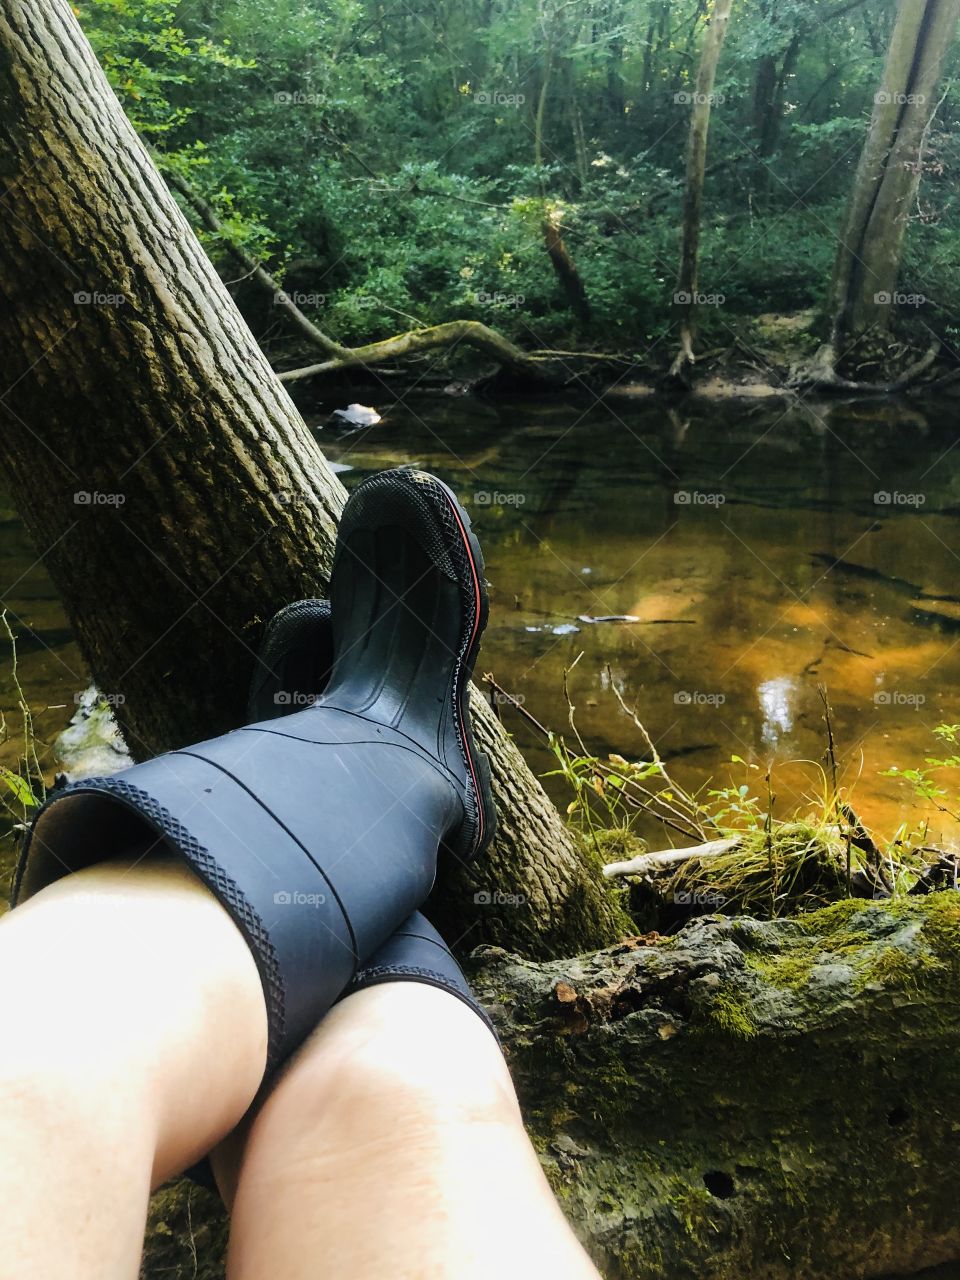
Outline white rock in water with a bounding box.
[332,403,381,427]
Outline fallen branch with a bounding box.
[603,836,741,879]
[276,319,558,384]
[166,171,565,385]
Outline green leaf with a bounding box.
[0,767,38,808]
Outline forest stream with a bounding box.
[2,393,960,866]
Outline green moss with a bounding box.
[541,1159,574,1200]
[741,909,871,993]
[792,897,871,935]
[707,991,759,1039]
[587,1056,634,1123]
[798,894,960,964]
[740,896,960,1000]
[560,842,637,950]
[745,947,817,991]
[853,944,945,992]
[913,892,960,963]
[586,826,647,862]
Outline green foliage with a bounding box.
[77,0,252,140]
[0,613,44,828]
[547,689,947,923]
[882,723,960,825]
[71,0,960,350]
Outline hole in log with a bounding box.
[887,1104,910,1127]
[703,1170,736,1199]
[610,987,646,1019]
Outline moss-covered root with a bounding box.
[470,894,960,1280]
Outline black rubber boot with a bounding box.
[249,598,495,1040]
[13,467,496,1073]
[344,912,496,1038]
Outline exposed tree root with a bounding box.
[789,337,941,394]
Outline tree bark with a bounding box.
[143,894,960,1279]
[828,0,960,349]
[542,212,591,325]
[668,0,734,380]
[0,0,630,958]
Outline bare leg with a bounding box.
[0,858,267,1280]
[224,982,601,1280]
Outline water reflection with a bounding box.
[758,676,797,748]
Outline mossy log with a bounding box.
[143,895,960,1278]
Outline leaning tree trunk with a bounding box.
[0,0,630,958]
[827,0,960,350]
[668,0,735,380]
[143,894,960,1278]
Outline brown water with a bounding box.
[3,393,960,850]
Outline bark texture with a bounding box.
[829,0,960,346]
[0,0,629,957]
[143,895,960,1279]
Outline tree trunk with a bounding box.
[0,0,630,958]
[542,212,591,325]
[752,53,779,142]
[668,0,735,379]
[754,33,801,160]
[143,894,960,1278]
[828,0,960,349]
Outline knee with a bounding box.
[271,983,519,1137]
